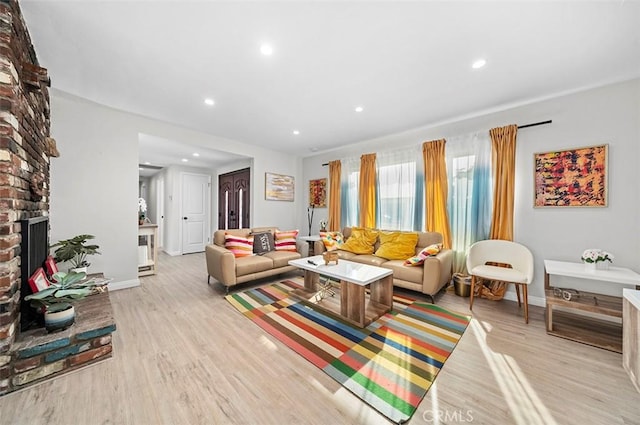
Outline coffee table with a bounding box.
[288,255,394,328]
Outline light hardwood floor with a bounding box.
[0,252,638,425]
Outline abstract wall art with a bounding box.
[534,144,607,207]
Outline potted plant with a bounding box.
[50,234,101,273]
[24,271,99,332]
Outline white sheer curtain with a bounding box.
[340,157,360,228]
[376,147,423,231]
[446,131,493,273]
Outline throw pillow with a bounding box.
[339,227,378,255]
[404,243,442,266]
[319,231,344,251]
[224,233,254,258]
[252,231,275,255]
[375,231,419,260]
[275,229,299,252]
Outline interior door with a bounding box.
[218,168,250,229]
[181,173,210,254]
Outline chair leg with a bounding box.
[515,283,522,306]
[523,284,529,324]
[469,275,476,311]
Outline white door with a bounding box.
[157,176,165,249]
[181,173,210,254]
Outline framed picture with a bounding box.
[309,178,327,207]
[44,255,58,280]
[534,144,607,207]
[28,267,50,293]
[265,172,295,201]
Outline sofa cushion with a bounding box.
[404,243,442,266]
[340,227,378,254]
[263,250,301,268]
[348,254,387,267]
[235,255,274,276]
[335,250,357,261]
[224,233,254,258]
[382,259,423,284]
[252,231,275,255]
[275,229,299,252]
[319,231,344,251]
[374,231,418,260]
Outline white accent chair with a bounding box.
[466,240,534,323]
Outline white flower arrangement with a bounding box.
[581,249,614,264]
[138,197,147,220]
[319,219,328,230]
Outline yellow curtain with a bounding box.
[327,160,341,231]
[476,124,518,300]
[489,124,518,241]
[359,153,376,228]
[422,140,452,248]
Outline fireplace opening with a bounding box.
[20,216,49,332]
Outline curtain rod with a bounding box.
[321,119,553,166]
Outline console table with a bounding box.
[544,259,640,353]
[138,224,158,276]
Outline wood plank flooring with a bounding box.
[0,252,638,425]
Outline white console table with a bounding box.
[544,259,640,353]
[138,224,158,276]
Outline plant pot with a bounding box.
[45,305,75,332]
[70,266,88,274]
[452,273,471,297]
[584,262,596,272]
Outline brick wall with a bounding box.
[0,0,52,392]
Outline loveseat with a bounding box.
[206,227,302,293]
[313,227,453,301]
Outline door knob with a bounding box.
[183,217,188,220]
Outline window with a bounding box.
[341,157,360,228]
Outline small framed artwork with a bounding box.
[28,267,50,293]
[534,144,607,207]
[44,255,58,279]
[265,172,295,201]
[309,178,327,207]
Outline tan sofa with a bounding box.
[206,227,302,293]
[313,227,453,302]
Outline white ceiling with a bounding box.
[20,1,640,167]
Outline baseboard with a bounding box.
[163,250,181,256]
[502,291,546,307]
[108,278,140,291]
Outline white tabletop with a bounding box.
[299,235,322,242]
[623,289,640,311]
[289,255,392,286]
[544,259,640,286]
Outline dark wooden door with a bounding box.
[218,168,250,230]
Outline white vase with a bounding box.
[597,261,610,271]
[584,262,596,272]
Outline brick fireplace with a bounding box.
[0,0,115,395]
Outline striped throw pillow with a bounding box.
[224,233,254,258]
[275,230,299,252]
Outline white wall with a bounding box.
[301,79,640,304]
[50,89,302,289]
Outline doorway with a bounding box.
[218,168,250,230]
[181,172,211,254]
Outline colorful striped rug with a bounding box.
[226,279,471,423]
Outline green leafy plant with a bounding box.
[24,271,99,313]
[50,234,101,268]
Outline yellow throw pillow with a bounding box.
[404,243,442,266]
[375,231,419,260]
[340,227,379,255]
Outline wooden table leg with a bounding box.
[546,303,553,332]
[370,275,393,311]
[341,280,365,327]
[304,270,319,291]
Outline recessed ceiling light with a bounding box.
[192,153,200,157]
[204,98,215,106]
[293,130,300,135]
[260,44,273,56]
[144,161,150,165]
[355,106,364,113]
[181,158,189,162]
[472,59,487,69]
